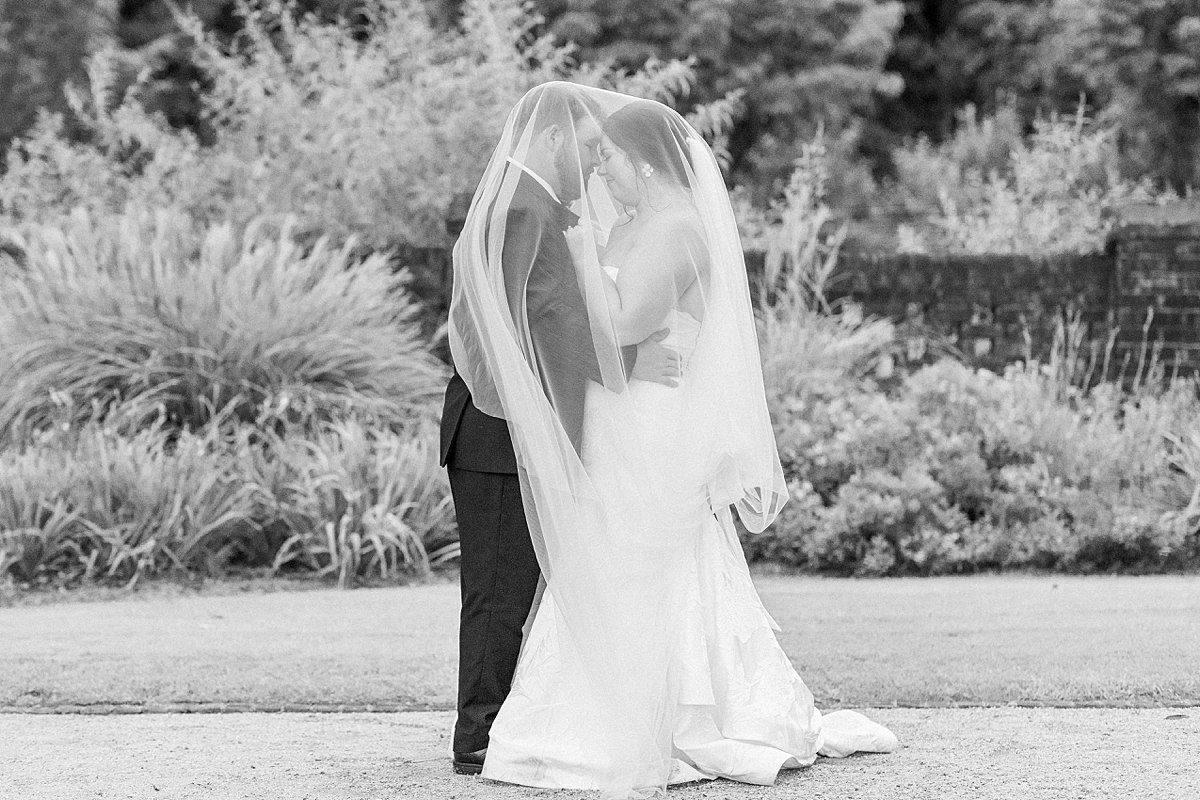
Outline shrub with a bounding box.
[2,0,570,244]
[890,100,1023,220]
[254,416,455,588]
[749,356,1200,575]
[0,0,739,249]
[0,205,446,443]
[0,412,454,589]
[894,102,1161,255]
[0,418,257,586]
[743,125,1198,576]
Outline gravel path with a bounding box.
[4,708,1198,799]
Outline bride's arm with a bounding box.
[601,221,704,346]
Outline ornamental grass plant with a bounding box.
[0,418,258,586]
[0,412,455,589]
[755,134,899,411]
[253,416,456,589]
[0,206,453,590]
[0,205,445,442]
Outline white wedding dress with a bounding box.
[481,301,898,793]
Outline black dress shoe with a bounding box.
[452,748,486,775]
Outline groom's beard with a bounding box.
[555,147,583,204]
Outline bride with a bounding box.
[447,83,897,799]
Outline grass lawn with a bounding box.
[2,573,1198,710]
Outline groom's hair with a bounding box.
[512,83,603,138]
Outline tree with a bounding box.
[1,0,722,247]
[897,105,1157,255]
[1047,0,1200,191]
[700,0,906,195]
[0,0,112,156]
[516,0,905,198]
[878,1,1068,142]
[111,1,368,138]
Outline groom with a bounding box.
[440,84,680,775]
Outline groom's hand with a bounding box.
[632,329,682,387]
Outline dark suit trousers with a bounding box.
[449,465,540,753]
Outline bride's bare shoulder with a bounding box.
[659,204,702,227]
[617,206,705,267]
[653,206,706,247]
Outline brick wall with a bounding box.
[742,203,1200,378]
[1108,202,1200,377]
[818,251,1114,373]
[743,249,1115,373]
[424,201,1200,378]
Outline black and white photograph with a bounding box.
[1,2,1198,799]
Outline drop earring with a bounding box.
[641,163,655,178]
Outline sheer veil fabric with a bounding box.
[447,82,893,798]
[448,82,786,531]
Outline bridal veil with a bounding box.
[446,82,789,797]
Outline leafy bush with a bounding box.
[893,102,1161,255]
[0,418,256,586]
[748,141,1199,575]
[3,0,562,245]
[746,358,1200,575]
[0,0,737,249]
[749,187,1200,576]
[0,412,454,589]
[257,416,455,588]
[891,100,1023,220]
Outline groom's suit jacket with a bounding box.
[441,172,627,471]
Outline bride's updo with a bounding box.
[601,100,695,189]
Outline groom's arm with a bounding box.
[500,207,540,326]
[502,207,603,385]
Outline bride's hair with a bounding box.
[601,100,694,188]
[513,82,603,137]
